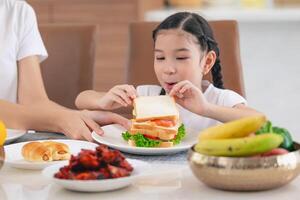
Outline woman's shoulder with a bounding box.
[3,0,36,21]
[5,0,33,11]
[136,85,163,96]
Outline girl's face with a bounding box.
[154,29,209,93]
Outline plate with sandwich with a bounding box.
[4,139,98,170]
[92,96,198,155]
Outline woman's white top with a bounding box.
[0,0,48,103]
[136,81,247,131]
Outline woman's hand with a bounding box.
[81,110,131,130]
[55,109,131,142]
[169,80,210,116]
[55,110,101,141]
[98,84,137,110]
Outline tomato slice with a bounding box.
[143,134,159,140]
[152,119,175,127]
[260,148,289,157]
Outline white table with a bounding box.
[1,132,300,200]
[0,161,300,200]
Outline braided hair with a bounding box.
[152,12,224,89]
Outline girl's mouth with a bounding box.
[164,82,177,91]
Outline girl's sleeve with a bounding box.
[222,90,248,107]
[16,3,48,62]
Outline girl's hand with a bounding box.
[98,85,137,110]
[169,80,210,116]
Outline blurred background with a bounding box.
[26,0,300,139]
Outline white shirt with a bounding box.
[0,0,47,103]
[136,81,247,131]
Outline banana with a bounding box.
[199,115,266,141]
[195,133,283,157]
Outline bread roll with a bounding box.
[42,141,71,160]
[21,141,71,162]
[22,142,52,162]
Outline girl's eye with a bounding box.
[156,57,165,60]
[176,57,189,60]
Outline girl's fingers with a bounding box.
[169,81,187,96]
[126,85,137,99]
[179,83,192,94]
[173,95,184,106]
[112,89,131,106]
[117,84,137,99]
[114,88,132,105]
[112,95,127,107]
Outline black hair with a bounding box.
[152,12,224,89]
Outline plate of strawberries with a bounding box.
[42,145,148,192]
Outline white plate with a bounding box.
[42,159,148,192]
[4,139,98,170]
[5,129,27,143]
[92,124,198,155]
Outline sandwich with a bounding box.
[122,95,185,148]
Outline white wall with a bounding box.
[239,21,300,141]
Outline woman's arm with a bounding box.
[0,56,57,130]
[0,55,130,141]
[17,56,49,104]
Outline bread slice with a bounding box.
[133,96,179,123]
[128,139,174,148]
[130,128,176,140]
[130,119,180,140]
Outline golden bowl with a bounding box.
[0,146,4,170]
[188,142,300,191]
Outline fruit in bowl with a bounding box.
[0,121,7,146]
[188,115,300,191]
[0,121,7,170]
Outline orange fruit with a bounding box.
[0,121,7,145]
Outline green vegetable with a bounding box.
[122,132,161,147]
[121,124,186,147]
[272,127,294,151]
[171,124,186,145]
[122,131,132,141]
[255,121,294,151]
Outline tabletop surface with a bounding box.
[0,132,299,200]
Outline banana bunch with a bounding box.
[195,115,284,157]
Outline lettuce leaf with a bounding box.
[171,124,186,145]
[122,131,161,147]
[121,124,186,147]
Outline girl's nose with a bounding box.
[163,63,176,75]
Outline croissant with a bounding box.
[42,141,71,160]
[22,142,52,162]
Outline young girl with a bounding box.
[76,12,261,131]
